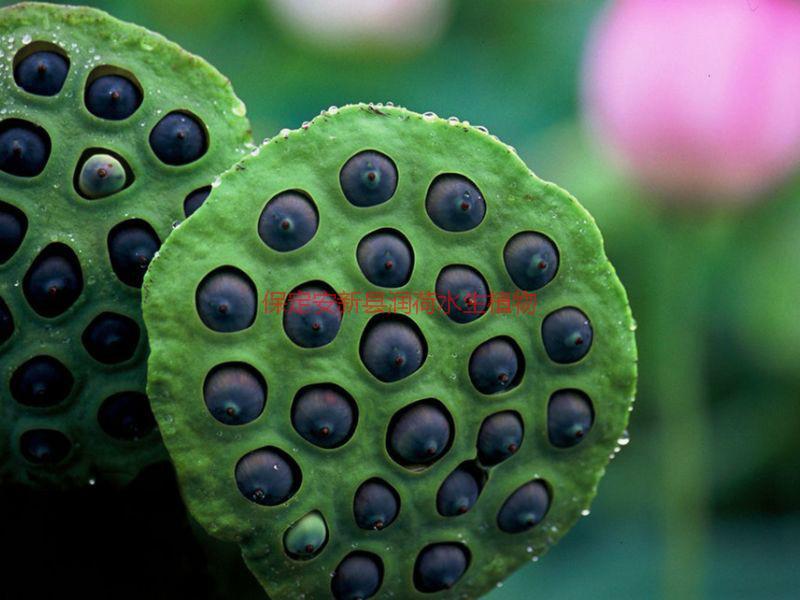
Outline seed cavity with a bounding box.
[97,391,157,440]
[195,266,257,333]
[548,389,594,448]
[204,363,267,425]
[339,150,398,207]
[258,190,319,252]
[426,174,486,232]
[291,383,357,448]
[23,243,83,318]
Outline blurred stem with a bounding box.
[650,212,729,600]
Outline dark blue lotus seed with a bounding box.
[149,111,207,166]
[435,265,489,324]
[97,392,157,440]
[468,337,523,394]
[291,385,356,448]
[360,315,426,382]
[504,231,559,291]
[388,401,452,467]
[437,464,481,517]
[10,355,73,407]
[204,363,266,426]
[339,150,398,207]
[107,220,161,288]
[0,120,51,177]
[196,267,257,332]
[81,312,140,364]
[426,174,486,232]
[331,552,383,600]
[14,50,68,96]
[413,543,470,593]
[542,307,593,363]
[184,185,211,217]
[23,244,83,318]
[548,389,594,448]
[258,191,319,252]
[497,480,551,533]
[283,283,342,348]
[235,447,300,506]
[477,411,524,466]
[85,74,142,120]
[20,429,71,464]
[0,296,12,345]
[0,201,27,264]
[353,479,400,530]
[356,229,413,288]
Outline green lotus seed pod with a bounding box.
[77,153,127,199]
[142,104,637,598]
[283,511,328,560]
[0,3,252,488]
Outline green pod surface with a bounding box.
[143,104,637,598]
[0,2,253,487]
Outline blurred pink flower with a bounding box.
[583,0,800,201]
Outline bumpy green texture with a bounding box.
[0,2,252,487]
[143,104,637,598]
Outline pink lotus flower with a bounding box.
[583,0,800,201]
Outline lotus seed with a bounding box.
[339,150,398,207]
[10,355,73,407]
[413,543,470,593]
[0,296,12,344]
[359,315,426,382]
[149,111,207,166]
[13,50,68,96]
[203,363,266,426]
[331,552,383,600]
[85,73,142,120]
[541,306,593,363]
[235,447,300,506]
[548,389,594,448]
[477,411,524,466]
[22,244,83,317]
[97,391,157,440]
[77,153,127,199]
[437,463,482,517]
[20,429,71,464]
[504,231,559,291]
[353,479,399,530]
[183,185,211,217]
[497,480,551,533]
[283,283,342,348]
[283,511,328,560]
[0,120,51,177]
[195,266,257,333]
[291,384,356,448]
[387,400,452,467]
[107,220,161,288]
[356,229,413,288]
[258,191,319,252]
[468,337,523,394]
[0,200,27,264]
[81,312,141,364]
[435,265,490,324]
[426,174,486,232]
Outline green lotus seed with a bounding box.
[77,153,127,199]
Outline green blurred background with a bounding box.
[2,1,798,598]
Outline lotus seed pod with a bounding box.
[142,105,637,597]
[291,384,356,448]
[283,511,328,560]
[413,543,470,593]
[477,411,524,467]
[468,336,523,395]
[436,462,483,517]
[13,49,69,96]
[0,3,252,487]
[77,153,127,199]
[497,480,551,534]
[353,479,400,530]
